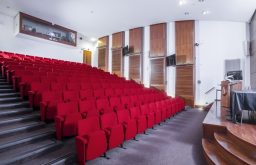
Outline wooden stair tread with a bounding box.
[214,133,256,165]
[202,139,230,165]
[227,125,256,148]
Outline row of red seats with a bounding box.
[75,97,185,164]
[40,91,165,122]
[56,96,183,140]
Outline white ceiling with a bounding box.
[0,0,255,39]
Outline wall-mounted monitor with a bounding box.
[122,45,130,56]
[166,54,176,66]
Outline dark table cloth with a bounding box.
[231,90,256,122]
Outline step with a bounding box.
[0,107,33,118]
[0,79,7,82]
[0,130,55,152]
[0,82,9,85]
[0,111,40,126]
[0,139,63,165]
[0,97,23,104]
[227,126,256,149]
[0,92,20,98]
[0,121,45,137]
[202,139,229,165]
[0,101,29,110]
[25,138,76,165]
[0,88,16,93]
[214,133,256,165]
[0,124,54,147]
[0,85,12,89]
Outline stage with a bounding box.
[202,101,256,165]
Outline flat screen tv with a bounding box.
[122,46,129,56]
[166,54,176,66]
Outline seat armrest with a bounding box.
[76,136,88,145]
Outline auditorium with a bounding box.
[0,0,255,165]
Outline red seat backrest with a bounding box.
[100,112,118,129]
[79,99,97,113]
[63,91,79,102]
[117,110,131,124]
[56,101,79,116]
[77,117,101,136]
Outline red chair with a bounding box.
[120,96,133,109]
[140,104,155,129]
[96,97,112,115]
[117,110,137,141]
[50,82,66,91]
[63,90,79,102]
[156,100,167,121]
[100,112,124,150]
[109,96,124,111]
[28,82,50,108]
[93,89,105,99]
[79,99,99,118]
[40,91,63,121]
[55,101,81,140]
[149,102,162,124]
[129,106,147,134]
[79,89,94,100]
[76,117,107,165]
[66,83,81,91]
[105,88,116,97]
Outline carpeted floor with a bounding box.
[87,109,207,165]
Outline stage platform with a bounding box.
[202,101,256,165]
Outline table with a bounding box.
[231,90,256,123]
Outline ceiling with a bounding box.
[0,0,255,39]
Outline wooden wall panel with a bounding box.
[150,58,165,90]
[175,21,195,65]
[149,23,166,90]
[112,32,124,76]
[176,65,194,107]
[150,23,167,57]
[129,27,144,83]
[129,55,141,83]
[98,36,109,71]
[112,32,124,48]
[129,27,143,53]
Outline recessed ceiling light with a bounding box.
[90,38,97,42]
[184,12,190,16]
[202,10,210,15]
[198,0,205,2]
[179,0,187,6]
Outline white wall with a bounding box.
[0,13,95,63]
[195,21,248,105]
[143,26,150,88]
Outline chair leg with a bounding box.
[120,143,126,149]
[103,153,110,159]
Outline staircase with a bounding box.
[202,126,256,165]
[0,76,77,165]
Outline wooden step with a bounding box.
[202,139,229,165]
[227,125,256,149]
[214,133,256,165]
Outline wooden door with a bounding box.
[83,50,92,65]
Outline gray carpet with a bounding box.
[87,109,207,165]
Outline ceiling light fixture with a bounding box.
[90,37,97,42]
[179,0,187,6]
[184,12,190,16]
[202,10,210,15]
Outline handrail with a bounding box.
[205,87,216,94]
